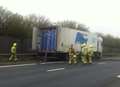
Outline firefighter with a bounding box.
[81,43,87,64]
[68,44,77,64]
[87,45,94,64]
[9,42,17,62]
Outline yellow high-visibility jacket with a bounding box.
[11,46,16,53]
[69,48,75,56]
[87,47,93,56]
[81,46,88,56]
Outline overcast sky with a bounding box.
[0,0,120,37]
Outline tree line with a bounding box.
[102,34,120,55]
[0,7,51,39]
[0,6,120,55]
[0,7,89,39]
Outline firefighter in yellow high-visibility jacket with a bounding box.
[9,42,17,62]
[68,44,77,64]
[87,45,94,64]
[81,43,88,64]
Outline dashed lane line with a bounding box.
[47,68,65,72]
[41,61,64,64]
[98,62,106,65]
[117,75,120,78]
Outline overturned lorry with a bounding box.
[32,26,103,60]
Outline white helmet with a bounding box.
[81,43,86,47]
[89,45,93,48]
[13,43,17,46]
[73,55,77,58]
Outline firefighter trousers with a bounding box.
[69,55,77,64]
[9,53,17,61]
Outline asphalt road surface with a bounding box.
[0,61,120,87]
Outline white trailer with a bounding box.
[32,26,103,59]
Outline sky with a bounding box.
[0,0,120,37]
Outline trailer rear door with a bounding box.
[40,29,57,52]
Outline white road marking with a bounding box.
[41,63,46,64]
[0,62,65,68]
[47,68,65,72]
[42,62,64,64]
[117,75,120,78]
[0,63,36,68]
[40,62,64,65]
[98,62,106,65]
